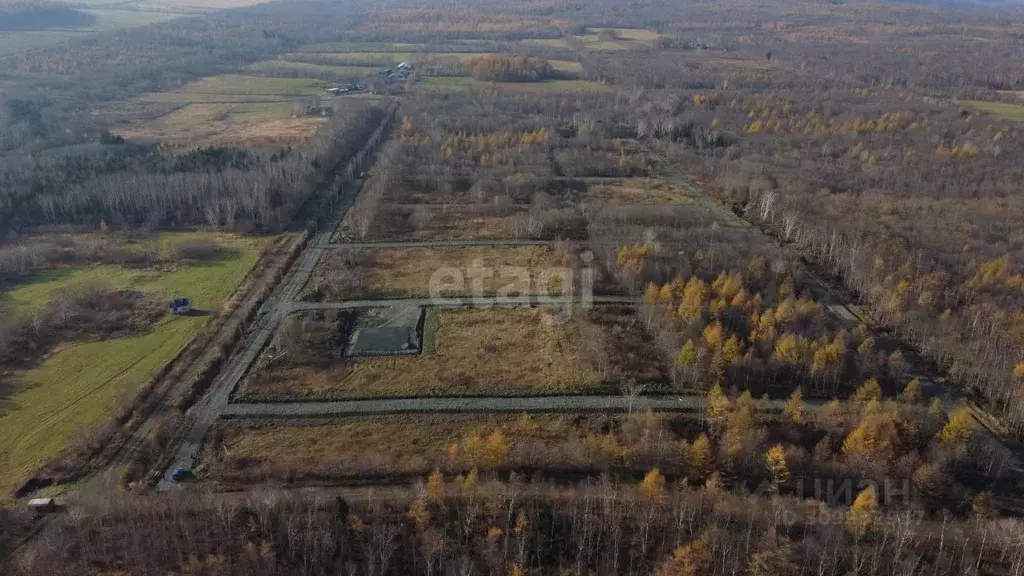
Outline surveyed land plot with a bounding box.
[199,411,705,488]
[304,245,584,301]
[234,306,665,400]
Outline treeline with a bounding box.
[461,55,553,82]
[11,474,1024,575]
[0,102,392,234]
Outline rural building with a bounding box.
[325,83,361,95]
[27,498,56,513]
[168,297,191,315]
[380,63,413,82]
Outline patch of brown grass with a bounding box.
[116,103,327,148]
[338,202,527,241]
[310,246,570,299]
[199,411,702,486]
[585,178,695,205]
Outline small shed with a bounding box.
[169,297,191,315]
[27,498,56,513]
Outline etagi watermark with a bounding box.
[427,251,595,324]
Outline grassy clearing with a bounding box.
[520,38,571,49]
[168,75,324,97]
[296,42,430,53]
[0,31,79,57]
[549,59,584,74]
[0,10,180,57]
[289,52,496,66]
[579,39,633,51]
[965,100,1024,121]
[118,73,364,146]
[586,27,662,41]
[200,410,704,486]
[309,246,565,300]
[584,178,697,205]
[237,308,603,399]
[84,9,183,29]
[337,202,527,241]
[116,101,328,148]
[248,60,380,78]
[1,231,264,311]
[0,232,265,501]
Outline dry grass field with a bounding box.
[519,38,572,49]
[102,74,384,147]
[289,51,497,65]
[236,308,604,399]
[337,202,528,241]
[199,411,701,486]
[115,102,328,148]
[582,178,697,205]
[549,59,585,74]
[248,59,381,79]
[586,27,663,42]
[308,246,568,300]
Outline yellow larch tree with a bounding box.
[783,388,805,424]
[764,444,789,489]
[639,467,666,503]
[689,434,713,482]
[937,407,973,447]
[651,538,711,576]
[846,485,877,535]
[426,469,445,503]
[900,379,921,404]
[853,377,883,403]
[707,383,732,430]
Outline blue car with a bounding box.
[170,467,191,482]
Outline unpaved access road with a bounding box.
[289,294,637,311]
[221,395,830,418]
[327,239,564,249]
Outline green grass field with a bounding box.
[966,100,1024,121]
[0,231,265,501]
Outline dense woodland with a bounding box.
[0,102,391,234]
[8,470,1024,576]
